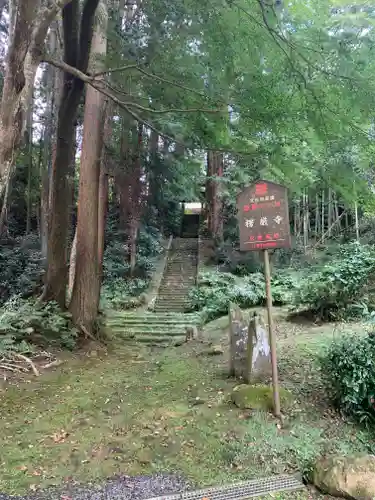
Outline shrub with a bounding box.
[101,277,149,310]
[0,237,44,305]
[103,226,162,282]
[293,242,375,320]
[188,270,293,322]
[319,333,375,425]
[0,297,78,353]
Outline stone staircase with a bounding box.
[105,311,200,346]
[154,238,198,313]
[104,237,201,346]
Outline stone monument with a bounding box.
[229,303,271,383]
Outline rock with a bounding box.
[207,345,224,355]
[231,384,293,411]
[312,454,375,499]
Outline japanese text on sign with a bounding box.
[237,181,291,251]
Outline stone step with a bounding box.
[157,292,190,297]
[155,304,188,313]
[108,310,197,316]
[156,298,189,302]
[106,318,196,327]
[119,334,185,345]
[161,273,195,286]
[106,312,199,320]
[161,270,195,274]
[106,314,198,322]
[158,288,191,291]
[155,305,188,309]
[156,298,189,303]
[109,326,188,336]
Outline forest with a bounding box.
[1,0,375,499]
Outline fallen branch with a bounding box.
[13,354,40,376]
[42,359,64,370]
[0,362,28,371]
[0,364,23,373]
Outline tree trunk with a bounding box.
[303,190,308,251]
[354,200,359,242]
[98,165,108,282]
[44,0,100,307]
[315,192,319,238]
[40,25,58,260]
[0,0,67,198]
[69,0,107,333]
[328,187,332,238]
[98,103,111,286]
[0,177,10,236]
[295,198,301,239]
[67,227,77,304]
[129,123,143,276]
[213,152,224,241]
[321,189,325,242]
[25,91,33,235]
[333,192,341,233]
[206,151,215,236]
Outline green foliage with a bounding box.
[101,278,148,310]
[293,243,375,320]
[188,270,293,321]
[319,333,375,425]
[0,237,43,305]
[103,226,162,282]
[101,226,163,310]
[0,297,78,353]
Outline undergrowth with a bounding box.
[188,270,296,322]
[0,297,78,354]
[0,235,44,306]
[193,242,375,323]
[292,242,375,320]
[101,225,164,309]
[319,332,375,426]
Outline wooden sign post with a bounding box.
[237,180,291,418]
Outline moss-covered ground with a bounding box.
[0,307,370,497]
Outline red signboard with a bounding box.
[237,180,291,251]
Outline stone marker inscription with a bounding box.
[237,181,291,252]
[229,303,271,383]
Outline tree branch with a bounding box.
[92,63,147,77]
[43,56,259,155]
[44,57,223,115]
[132,66,210,101]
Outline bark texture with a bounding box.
[44,0,100,307]
[0,0,69,198]
[69,0,107,333]
[205,151,223,240]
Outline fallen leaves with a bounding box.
[52,429,69,443]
